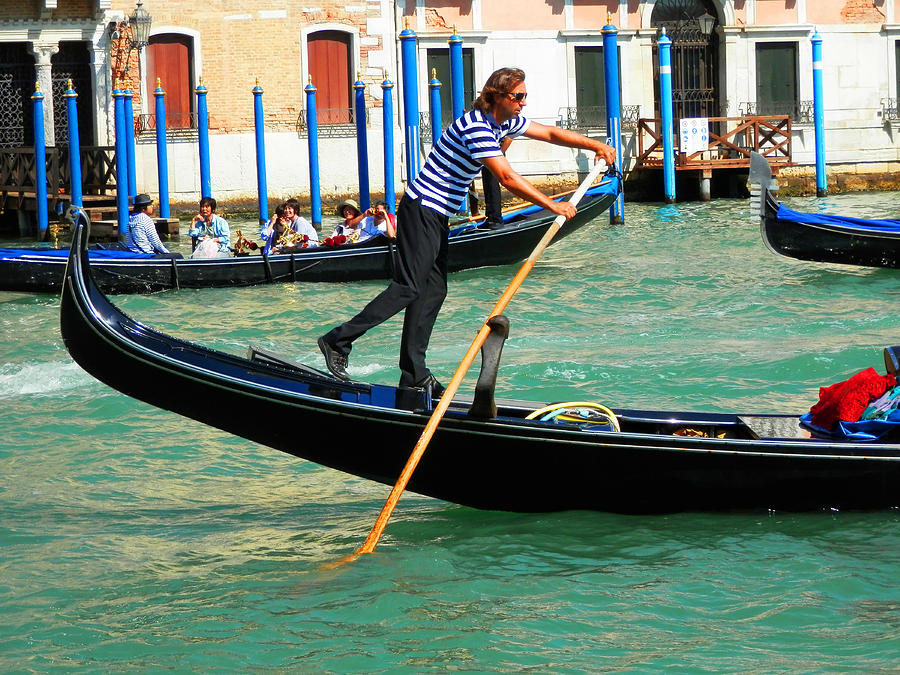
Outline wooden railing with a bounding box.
[0,146,117,197]
[636,115,792,169]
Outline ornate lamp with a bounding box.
[697,11,716,36]
[129,1,152,51]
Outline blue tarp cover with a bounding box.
[777,203,900,233]
[800,410,900,441]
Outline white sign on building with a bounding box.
[680,118,709,154]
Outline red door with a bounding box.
[147,35,193,128]
[308,31,351,124]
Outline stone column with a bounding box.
[28,42,59,146]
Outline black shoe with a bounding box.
[417,374,445,399]
[318,336,350,381]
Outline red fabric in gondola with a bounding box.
[809,368,897,430]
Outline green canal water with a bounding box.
[2,193,899,671]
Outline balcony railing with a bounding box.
[882,98,899,121]
[557,105,641,132]
[296,108,368,138]
[738,100,813,124]
[135,112,199,143]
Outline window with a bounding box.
[308,31,352,124]
[755,43,797,117]
[425,48,474,128]
[147,34,195,128]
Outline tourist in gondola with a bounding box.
[124,193,181,257]
[317,66,615,393]
[188,197,231,258]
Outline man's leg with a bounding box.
[321,196,440,357]
[398,219,449,388]
[481,165,502,226]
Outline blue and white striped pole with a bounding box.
[399,26,420,182]
[382,75,396,214]
[113,83,129,234]
[64,79,83,208]
[602,21,624,223]
[448,31,465,121]
[195,80,211,199]
[154,80,171,219]
[32,84,48,239]
[811,30,827,197]
[123,87,137,199]
[428,69,443,146]
[658,28,676,203]
[252,82,268,225]
[305,79,322,229]
[354,75,370,212]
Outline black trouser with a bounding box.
[322,194,449,387]
[481,165,502,223]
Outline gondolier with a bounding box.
[318,66,616,392]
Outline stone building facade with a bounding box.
[2,0,900,207]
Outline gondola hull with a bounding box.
[4,180,619,294]
[753,151,900,268]
[59,200,900,514]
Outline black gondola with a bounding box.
[754,152,900,269]
[59,199,900,514]
[3,177,619,294]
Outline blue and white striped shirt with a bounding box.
[408,110,530,216]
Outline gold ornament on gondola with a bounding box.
[276,225,308,249]
[232,229,258,255]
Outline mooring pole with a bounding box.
[195,80,211,199]
[113,82,130,234]
[354,74,371,212]
[399,24,420,183]
[252,81,269,225]
[154,80,171,219]
[602,20,624,223]
[32,84,49,239]
[305,78,322,230]
[382,75,396,214]
[811,30,827,197]
[658,28,676,203]
[64,79,83,208]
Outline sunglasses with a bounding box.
[507,92,527,102]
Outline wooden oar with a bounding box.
[345,161,609,561]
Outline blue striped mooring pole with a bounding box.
[154,80,171,219]
[602,22,624,223]
[305,79,322,229]
[811,30,827,197]
[64,79,83,208]
[658,28,676,203]
[354,74,370,212]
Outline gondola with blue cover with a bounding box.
[754,152,900,269]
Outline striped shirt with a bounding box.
[125,211,169,254]
[407,110,530,216]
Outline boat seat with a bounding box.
[737,415,811,440]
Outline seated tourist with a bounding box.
[282,198,318,247]
[336,198,363,230]
[124,194,181,257]
[259,204,289,255]
[188,197,231,258]
[359,200,397,239]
